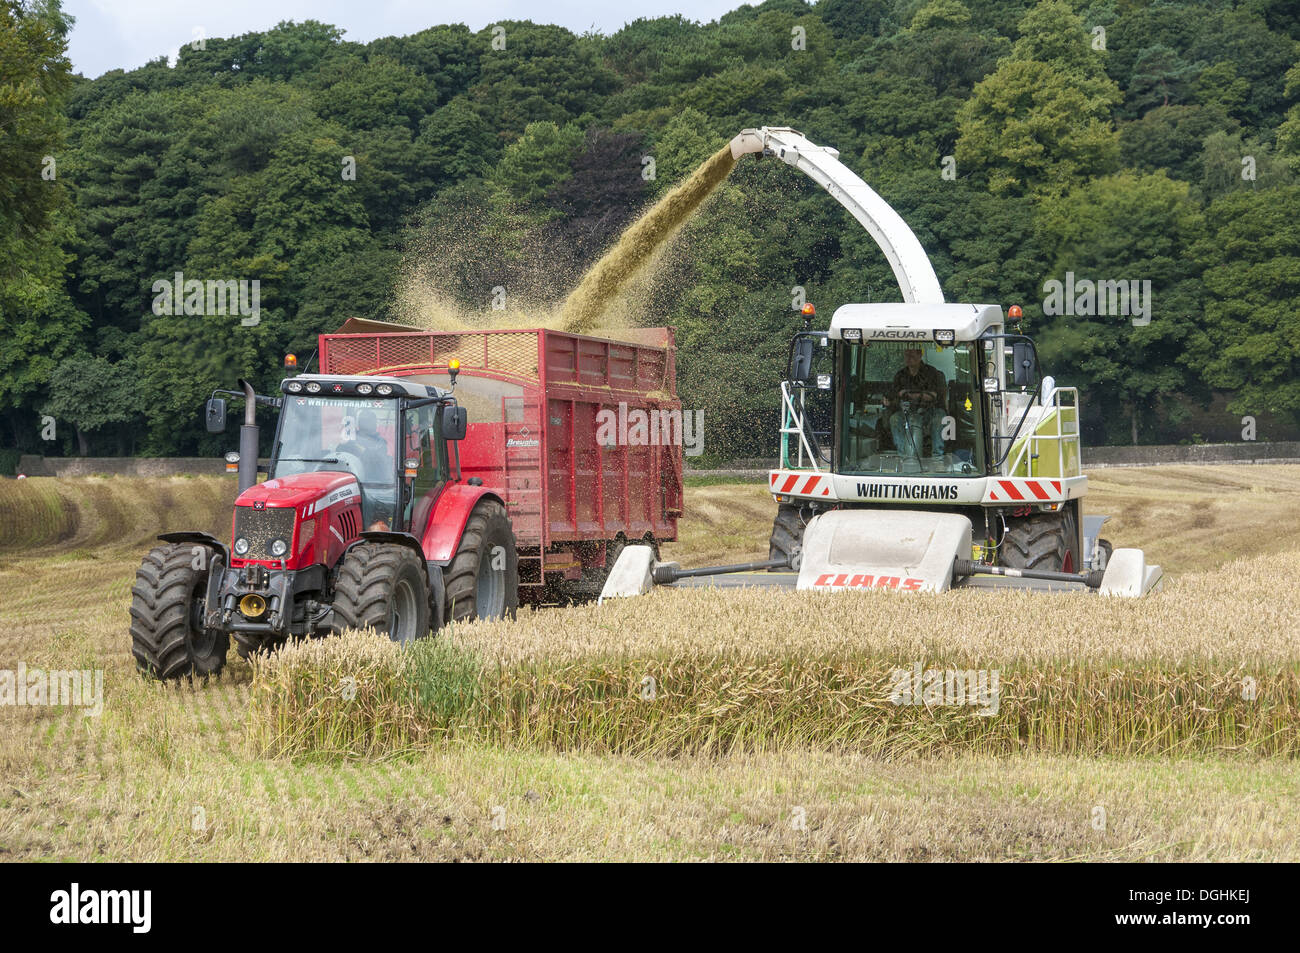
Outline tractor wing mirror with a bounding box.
[1011,342,1038,388]
[205,398,227,433]
[442,405,468,441]
[790,338,815,384]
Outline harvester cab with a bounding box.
[130,372,517,681]
[769,301,1135,588]
[600,126,1163,604]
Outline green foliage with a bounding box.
[1277,62,1300,174]
[489,121,585,207]
[956,1,1122,196]
[0,0,85,445]
[40,356,140,454]
[0,0,73,265]
[1120,105,1238,183]
[1,0,1297,458]
[1198,130,1292,201]
[1035,171,1206,442]
[1191,186,1300,421]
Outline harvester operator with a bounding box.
[889,347,946,457]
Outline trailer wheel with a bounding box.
[130,543,228,680]
[768,503,813,571]
[445,500,519,623]
[330,542,430,645]
[552,537,627,604]
[1001,510,1076,573]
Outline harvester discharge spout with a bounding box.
[728,126,945,305]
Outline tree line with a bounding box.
[1,0,1298,466]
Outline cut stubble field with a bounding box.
[1,465,1298,861]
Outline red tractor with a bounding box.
[130,368,517,680]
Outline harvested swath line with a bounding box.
[247,632,1300,760]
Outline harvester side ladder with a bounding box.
[779,380,824,472]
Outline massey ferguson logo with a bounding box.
[813,573,924,590]
[858,482,959,500]
[253,500,266,510]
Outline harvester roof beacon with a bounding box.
[601,126,1162,603]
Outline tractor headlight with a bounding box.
[376,383,394,396]
[305,381,321,394]
[355,382,373,395]
[933,329,955,345]
[233,537,250,556]
[286,381,303,393]
[842,328,863,342]
[269,538,288,558]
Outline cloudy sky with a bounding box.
[64,0,749,78]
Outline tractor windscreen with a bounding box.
[839,341,984,476]
[271,396,399,525]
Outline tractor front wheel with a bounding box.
[330,542,431,645]
[445,500,519,622]
[130,543,228,680]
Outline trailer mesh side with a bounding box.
[323,331,540,380]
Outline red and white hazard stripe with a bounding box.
[986,478,1061,502]
[769,471,834,497]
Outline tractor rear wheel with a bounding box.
[130,543,228,680]
[1001,510,1078,573]
[768,503,813,571]
[445,500,519,622]
[330,542,430,645]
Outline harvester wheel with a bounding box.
[130,543,228,680]
[445,500,519,623]
[1001,510,1078,573]
[1093,538,1114,570]
[330,542,430,645]
[768,503,813,571]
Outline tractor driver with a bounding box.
[336,408,390,480]
[889,347,947,457]
[338,408,396,529]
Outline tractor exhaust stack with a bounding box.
[236,378,259,494]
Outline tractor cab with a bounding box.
[270,374,465,533]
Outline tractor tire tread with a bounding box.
[444,500,519,622]
[130,543,227,680]
[329,542,428,637]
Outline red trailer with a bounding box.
[318,323,684,600]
